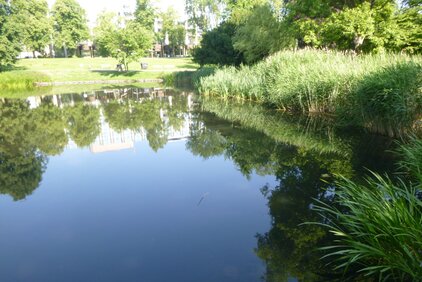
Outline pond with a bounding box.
[0,88,395,282]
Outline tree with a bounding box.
[0,0,22,69]
[185,0,224,31]
[169,25,186,56]
[13,0,51,57]
[135,0,155,30]
[51,0,89,57]
[0,99,47,201]
[105,21,153,71]
[193,21,243,66]
[159,7,180,56]
[322,3,375,51]
[396,0,422,53]
[93,11,117,57]
[64,103,101,148]
[233,4,294,64]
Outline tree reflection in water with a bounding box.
[0,88,394,280]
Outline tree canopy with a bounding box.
[51,0,89,57]
[104,21,153,71]
[190,0,422,66]
[0,0,22,69]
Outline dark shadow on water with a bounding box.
[91,70,141,78]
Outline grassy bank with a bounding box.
[0,71,51,91]
[0,57,198,98]
[197,50,422,136]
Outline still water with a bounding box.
[0,88,394,282]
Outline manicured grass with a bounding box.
[17,57,198,82]
[197,49,422,136]
[0,57,198,98]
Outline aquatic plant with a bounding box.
[313,136,422,281]
[197,49,422,136]
[0,71,50,91]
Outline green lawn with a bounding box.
[16,57,198,82]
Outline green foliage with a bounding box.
[64,103,101,148]
[13,0,51,56]
[105,21,153,71]
[31,100,68,155]
[192,22,244,66]
[350,62,422,136]
[199,97,353,157]
[157,7,186,56]
[233,4,294,64]
[198,49,422,136]
[51,0,89,57]
[185,0,223,31]
[314,173,422,281]
[0,99,47,200]
[0,71,50,91]
[103,98,169,152]
[135,0,155,30]
[397,135,422,182]
[93,11,117,57]
[0,0,22,69]
[224,0,267,24]
[322,2,375,51]
[396,3,422,54]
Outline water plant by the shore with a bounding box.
[0,71,51,92]
[312,136,422,281]
[197,49,422,136]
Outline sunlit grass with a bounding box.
[0,57,198,98]
[17,57,198,82]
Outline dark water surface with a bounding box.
[0,88,395,282]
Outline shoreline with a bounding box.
[35,78,164,87]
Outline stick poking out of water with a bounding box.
[197,192,210,206]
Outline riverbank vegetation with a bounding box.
[186,0,422,136]
[0,70,51,92]
[196,50,422,136]
[314,136,422,281]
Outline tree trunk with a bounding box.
[33,51,36,58]
[63,44,68,58]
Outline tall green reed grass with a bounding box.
[197,49,422,136]
[313,136,422,281]
[0,71,50,91]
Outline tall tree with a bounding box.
[0,0,21,69]
[105,21,153,71]
[93,11,117,57]
[135,0,155,30]
[159,7,186,56]
[192,21,244,66]
[234,4,294,64]
[51,0,89,57]
[185,0,224,31]
[13,0,51,57]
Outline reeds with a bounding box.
[197,49,422,136]
[313,136,422,280]
[0,71,50,91]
